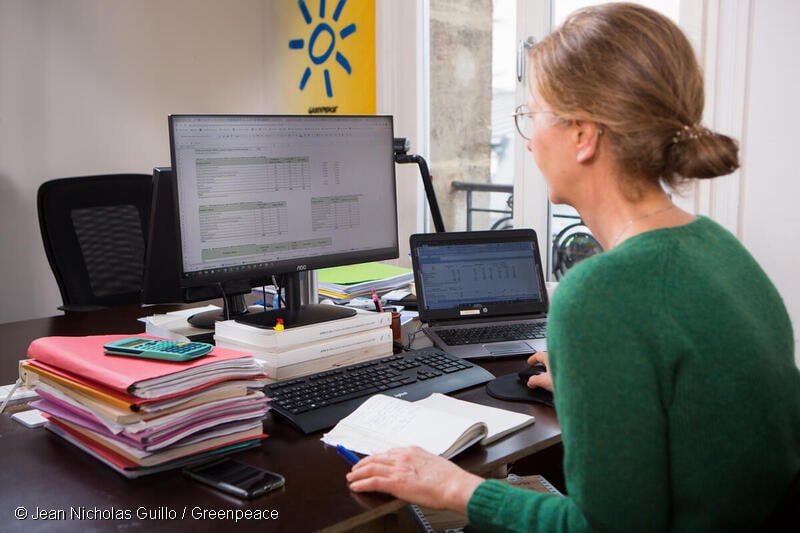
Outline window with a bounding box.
[427,0,518,233]
[426,0,681,280]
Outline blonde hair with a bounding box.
[528,2,738,192]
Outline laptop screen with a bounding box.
[410,229,548,323]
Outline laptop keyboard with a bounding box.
[265,347,495,434]
[437,321,547,345]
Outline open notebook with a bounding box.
[410,229,549,359]
[321,393,535,459]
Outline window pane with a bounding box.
[553,0,678,24]
[429,0,517,232]
[547,0,679,279]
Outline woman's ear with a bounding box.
[575,121,603,163]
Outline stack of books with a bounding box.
[22,334,270,478]
[317,262,414,304]
[214,310,394,381]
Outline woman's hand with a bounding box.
[346,446,483,512]
[526,351,553,392]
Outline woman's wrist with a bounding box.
[445,471,484,514]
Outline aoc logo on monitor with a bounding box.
[288,0,357,99]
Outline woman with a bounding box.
[346,3,800,531]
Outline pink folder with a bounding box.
[27,334,263,398]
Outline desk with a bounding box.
[0,305,561,532]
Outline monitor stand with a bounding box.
[186,272,357,330]
[234,303,357,329]
[186,292,250,329]
[235,272,356,329]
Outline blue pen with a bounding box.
[336,444,360,465]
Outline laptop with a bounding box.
[410,229,549,359]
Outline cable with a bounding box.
[217,282,230,320]
[0,378,23,414]
[276,275,286,308]
[405,322,425,351]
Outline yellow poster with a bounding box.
[271,0,376,114]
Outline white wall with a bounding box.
[375,0,424,270]
[0,0,269,322]
[740,0,800,365]
[0,0,421,323]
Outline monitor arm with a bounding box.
[394,138,445,233]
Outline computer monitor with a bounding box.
[167,115,399,329]
[142,167,249,312]
[141,167,179,305]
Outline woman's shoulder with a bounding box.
[552,250,645,312]
[554,214,775,311]
[552,222,700,308]
[557,238,660,292]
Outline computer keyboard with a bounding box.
[264,347,495,434]
[437,321,547,345]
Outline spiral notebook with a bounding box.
[408,474,562,532]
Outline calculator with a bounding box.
[103,337,213,362]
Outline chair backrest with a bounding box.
[37,174,152,311]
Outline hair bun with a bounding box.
[666,128,739,180]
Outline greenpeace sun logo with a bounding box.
[288,0,356,98]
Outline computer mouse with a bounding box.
[518,363,547,384]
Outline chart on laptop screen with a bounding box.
[417,241,541,309]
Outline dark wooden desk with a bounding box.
[0,305,561,532]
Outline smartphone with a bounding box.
[11,409,48,428]
[103,337,213,362]
[183,459,285,499]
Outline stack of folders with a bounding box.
[317,262,414,304]
[214,310,394,382]
[22,334,270,478]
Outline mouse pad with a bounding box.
[485,373,555,408]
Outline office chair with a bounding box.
[37,174,152,312]
[551,221,603,280]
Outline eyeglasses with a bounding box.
[512,104,555,140]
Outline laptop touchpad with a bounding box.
[485,342,533,356]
